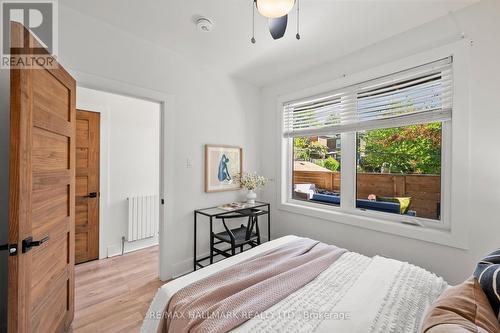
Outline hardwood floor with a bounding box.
[72,246,164,333]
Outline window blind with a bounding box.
[283,57,453,138]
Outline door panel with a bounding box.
[32,69,71,121]
[75,110,100,264]
[30,227,68,311]
[32,128,70,171]
[8,22,76,333]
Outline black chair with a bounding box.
[210,209,265,263]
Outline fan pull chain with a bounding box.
[296,0,301,40]
[251,0,256,44]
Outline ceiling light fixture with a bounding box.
[256,0,295,18]
[251,0,300,44]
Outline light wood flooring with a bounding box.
[71,246,164,333]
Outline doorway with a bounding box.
[76,87,161,258]
[75,110,100,264]
[72,72,173,280]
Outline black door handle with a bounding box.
[22,235,49,253]
[84,192,97,198]
[0,243,17,256]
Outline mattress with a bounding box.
[142,236,447,333]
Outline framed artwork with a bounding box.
[205,145,243,193]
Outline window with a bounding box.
[293,135,341,206]
[284,57,452,224]
[356,123,442,220]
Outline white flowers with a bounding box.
[235,172,268,191]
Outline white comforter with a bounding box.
[142,236,447,333]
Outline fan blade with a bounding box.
[269,15,287,40]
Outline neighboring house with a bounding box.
[309,135,342,160]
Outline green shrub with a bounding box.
[323,156,340,172]
[314,157,340,172]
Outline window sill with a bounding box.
[278,200,469,250]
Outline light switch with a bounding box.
[186,158,193,168]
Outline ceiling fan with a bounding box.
[251,0,300,44]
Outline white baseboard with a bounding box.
[172,251,209,278]
[106,244,122,258]
[106,238,159,258]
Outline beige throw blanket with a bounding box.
[164,238,346,333]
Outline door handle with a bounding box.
[0,243,17,256]
[84,192,97,198]
[22,235,49,253]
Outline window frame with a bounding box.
[277,42,470,249]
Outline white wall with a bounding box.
[260,0,500,284]
[76,87,161,257]
[58,5,262,278]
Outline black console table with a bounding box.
[193,202,271,271]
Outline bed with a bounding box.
[142,235,449,333]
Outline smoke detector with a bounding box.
[196,17,214,32]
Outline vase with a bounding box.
[246,190,257,204]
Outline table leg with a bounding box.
[210,217,214,264]
[268,204,271,242]
[194,212,197,271]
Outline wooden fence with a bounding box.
[294,171,441,220]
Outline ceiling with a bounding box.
[61,0,477,86]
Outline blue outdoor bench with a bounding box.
[311,193,404,215]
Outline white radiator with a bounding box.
[127,195,159,242]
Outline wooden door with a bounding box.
[8,22,76,332]
[75,110,100,264]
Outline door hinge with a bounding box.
[0,243,18,256]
